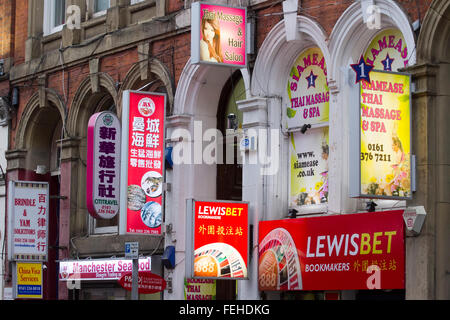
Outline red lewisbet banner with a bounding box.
[258,210,405,291]
[192,200,248,279]
[121,91,166,235]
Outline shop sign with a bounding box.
[13,262,43,299]
[350,70,412,199]
[184,278,216,300]
[191,2,247,67]
[118,271,166,294]
[59,257,151,281]
[120,91,166,235]
[290,126,329,207]
[7,181,49,262]
[258,210,405,291]
[86,111,121,219]
[364,28,409,71]
[286,47,329,129]
[186,199,249,279]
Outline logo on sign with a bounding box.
[138,98,156,117]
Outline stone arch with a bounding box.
[118,58,175,116]
[251,15,331,97]
[329,0,416,82]
[14,88,66,171]
[66,72,118,138]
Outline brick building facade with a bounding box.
[0,0,448,300]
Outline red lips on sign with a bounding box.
[118,271,166,294]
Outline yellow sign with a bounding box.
[287,47,330,129]
[16,262,43,299]
[364,28,409,71]
[360,70,411,199]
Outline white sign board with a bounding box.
[8,181,49,261]
[125,242,139,259]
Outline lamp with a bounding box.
[366,200,377,212]
[288,208,298,218]
[227,113,237,131]
[300,123,311,134]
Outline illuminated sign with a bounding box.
[350,70,412,199]
[258,210,405,291]
[191,2,246,67]
[120,91,166,235]
[290,126,329,207]
[186,199,249,280]
[286,47,329,129]
[7,181,49,262]
[86,111,121,219]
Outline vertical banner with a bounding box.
[86,111,121,219]
[120,91,166,235]
[13,262,43,299]
[286,47,329,129]
[359,71,411,199]
[191,2,246,67]
[7,181,49,261]
[258,210,405,291]
[186,200,249,279]
[290,127,329,207]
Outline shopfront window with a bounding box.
[287,47,329,213]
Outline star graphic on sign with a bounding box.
[350,55,374,84]
[306,70,318,89]
[381,53,395,71]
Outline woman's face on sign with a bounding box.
[204,21,215,44]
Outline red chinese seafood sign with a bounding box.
[190,200,249,279]
[258,210,405,291]
[120,91,166,235]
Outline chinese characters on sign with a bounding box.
[121,91,166,235]
[87,111,121,219]
[189,200,249,279]
[258,210,405,291]
[8,181,49,261]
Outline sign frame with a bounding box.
[349,69,412,200]
[191,1,247,68]
[86,111,121,220]
[7,181,49,262]
[186,199,250,281]
[119,90,167,235]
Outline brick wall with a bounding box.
[13,0,27,64]
[0,0,15,59]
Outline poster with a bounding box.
[290,127,329,207]
[184,278,216,300]
[360,71,411,199]
[7,181,49,262]
[14,262,43,299]
[364,28,409,71]
[286,47,329,129]
[191,2,246,67]
[86,111,121,219]
[187,200,248,279]
[120,91,166,235]
[258,210,405,291]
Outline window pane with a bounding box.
[54,0,66,26]
[95,0,110,12]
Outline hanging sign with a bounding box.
[290,127,329,207]
[286,47,329,129]
[258,210,405,291]
[120,91,166,235]
[118,271,166,294]
[191,2,247,67]
[7,181,49,262]
[13,262,43,299]
[86,111,121,219]
[186,199,249,280]
[364,28,410,71]
[350,70,412,199]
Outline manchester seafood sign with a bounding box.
[87,111,121,219]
